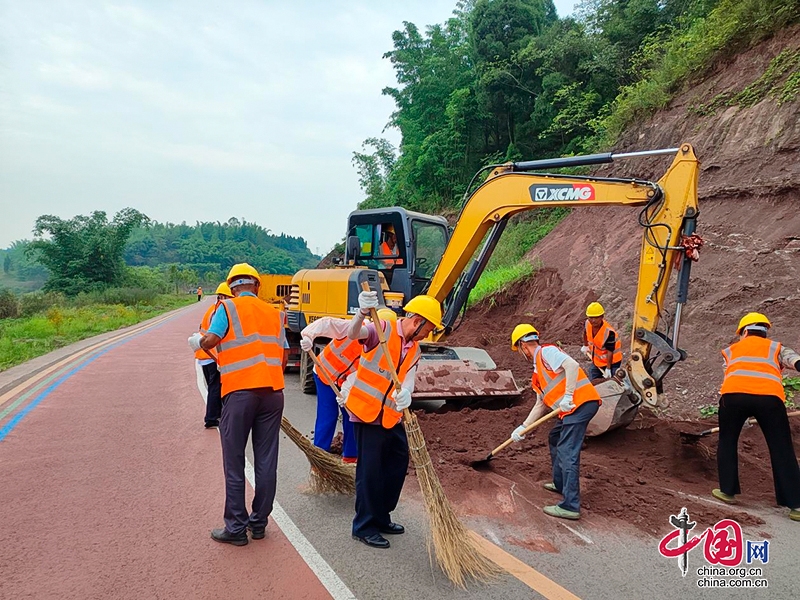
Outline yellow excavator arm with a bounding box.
[427,144,701,408]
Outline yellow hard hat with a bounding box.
[737,312,771,335]
[511,324,539,351]
[376,308,398,322]
[226,263,261,287]
[586,302,605,318]
[403,295,443,330]
[215,282,232,297]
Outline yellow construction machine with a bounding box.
[257,274,297,368]
[288,144,701,430]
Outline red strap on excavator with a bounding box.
[679,233,704,262]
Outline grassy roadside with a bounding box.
[467,209,566,308]
[0,295,193,372]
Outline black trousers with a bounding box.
[352,422,408,537]
[201,362,222,424]
[718,392,800,508]
[219,388,284,535]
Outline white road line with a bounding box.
[560,523,593,545]
[195,373,355,600]
[244,460,356,600]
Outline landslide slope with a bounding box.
[450,26,800,416]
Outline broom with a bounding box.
[360,285,500,587]
[204,348,355,494]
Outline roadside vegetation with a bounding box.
[352,0,800,298]
[0,291,192,371]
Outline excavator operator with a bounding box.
[378,224,403,269]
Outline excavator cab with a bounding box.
[345,208,450,299]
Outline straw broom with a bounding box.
[204,348,355,494]
[360,288,499,587]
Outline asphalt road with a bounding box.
[2,299,798,599]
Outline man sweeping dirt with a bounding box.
[712,312,800,521]
[344,289,442,548]
[508,324,601,520]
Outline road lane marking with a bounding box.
[0,313,177,441]
[468,530,581,600]
[0,312,175,408]
[560,523,594,545]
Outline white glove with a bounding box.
[554,393,575,413]
[602,368,612,378]
[581,345,591,360]
[300,336,313,352]
[358,290,379,314]
[188,332,203,352]
[392,388,412,410]
[336,393,347,407]
[511,425,527,442]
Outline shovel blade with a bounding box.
[469,453,495,471]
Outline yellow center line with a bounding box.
[0,312,176,407]
[469,530,581,600]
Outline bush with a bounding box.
[0,289,19,319]
[19,291,65,317]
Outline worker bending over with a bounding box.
[188,263,287,546]
[712,312,800,521]
[510,325,601,520]
[344,290,442,548]
[195,282,233,428]
[299,311,404,463]
[581,302,622,380]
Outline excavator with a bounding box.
[287,144,701,433]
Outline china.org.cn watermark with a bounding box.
[658,507,769,588]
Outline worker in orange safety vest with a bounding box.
[509,324,601,521]
[188,263,287,546]
[581,301,623,380]
[195,282,233,428]
[711,312,800,521]
[343,290,441,549]
[299,309,398,464]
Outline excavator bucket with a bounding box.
[412,344,522,401]
[586,378,641,437]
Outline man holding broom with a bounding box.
[299,309,399,464]
[188,263,287,546]
[344,289,442,549]
[509,324,601,521]
[194,282,232,429]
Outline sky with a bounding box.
[0,1,577,255]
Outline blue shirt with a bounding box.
[207,292,289,348]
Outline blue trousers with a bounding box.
[352,422,408,537]
[313,373,356,459]
[589,362,621,380]
[219,388,284,535]
[548,400,599,512]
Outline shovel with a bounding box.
[680,410,800,444]
[470,409,561,470]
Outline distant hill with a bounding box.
[0,217,318,293]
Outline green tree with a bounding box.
[29,208,149,295]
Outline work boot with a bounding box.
[789,509,800,522]
[379,522,404,535]
[210,528,248,546]
[543,482,560,494]
[543,505,580,520]
[248,524,266,540]
[352,533,390,549]
[711,489,737,504]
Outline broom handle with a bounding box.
[489,409,561,457]
[359,283,406,408]
[306,350,344,400]
[702,411,800,437]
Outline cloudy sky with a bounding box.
[0,1,576,254]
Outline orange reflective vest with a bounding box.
[379,241,403,267]
[216,296,285,396]
[532,345,601,418]
[346,319,420,428]
[195,303,218,360]
[720,336,785,400]
[316,337,362,387]
[585,320,623,369]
